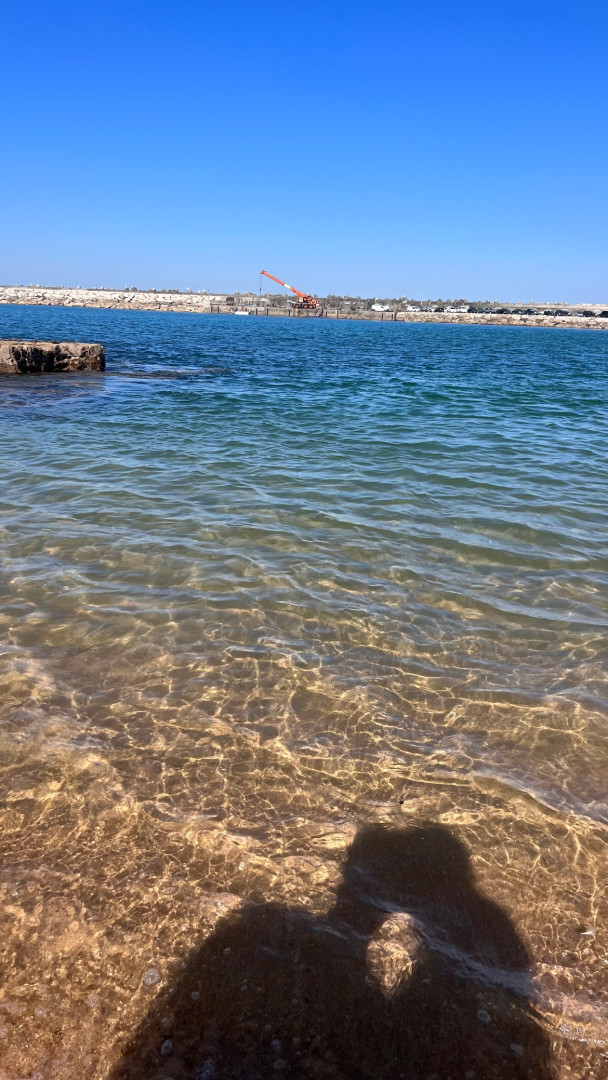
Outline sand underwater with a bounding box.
[1,306,608,1079]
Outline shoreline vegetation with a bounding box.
[1,285,607,330]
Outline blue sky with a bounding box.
[1,0,606,301]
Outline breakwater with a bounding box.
[1,284,607,330]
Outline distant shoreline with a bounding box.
[1,286,607,331]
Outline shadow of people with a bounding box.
[109,824,554,1080]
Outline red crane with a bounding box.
[260,269,319,309]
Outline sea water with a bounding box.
[0,307,607,1077]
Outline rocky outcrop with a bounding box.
[0,340,105,374]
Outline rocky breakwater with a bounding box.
[0,285,215,314]
[0,340,105,375]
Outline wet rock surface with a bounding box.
[0,339,105,374]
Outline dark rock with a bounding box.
[0,339,105,374]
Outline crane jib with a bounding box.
[260,269,319,307]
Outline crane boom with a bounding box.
[260,270,306,298]
[260,269,318,308]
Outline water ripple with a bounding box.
[1,308,608,1077]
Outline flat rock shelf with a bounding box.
[0,339,105,374]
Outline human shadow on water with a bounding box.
[110,824,555,1080]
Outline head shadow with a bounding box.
[109,822,554,1080]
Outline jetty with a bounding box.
[1,286,607,330]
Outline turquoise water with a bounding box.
[1,306,607,1078]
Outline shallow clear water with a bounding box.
[1,306,607,1078]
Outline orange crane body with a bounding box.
[260,269,319,309]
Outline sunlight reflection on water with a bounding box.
[0,307,607,1078]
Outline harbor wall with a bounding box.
[1,286,606,331]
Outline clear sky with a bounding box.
[1,0,606,301]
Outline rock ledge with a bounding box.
[0,340,105,374]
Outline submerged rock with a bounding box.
[0,339,105,374]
